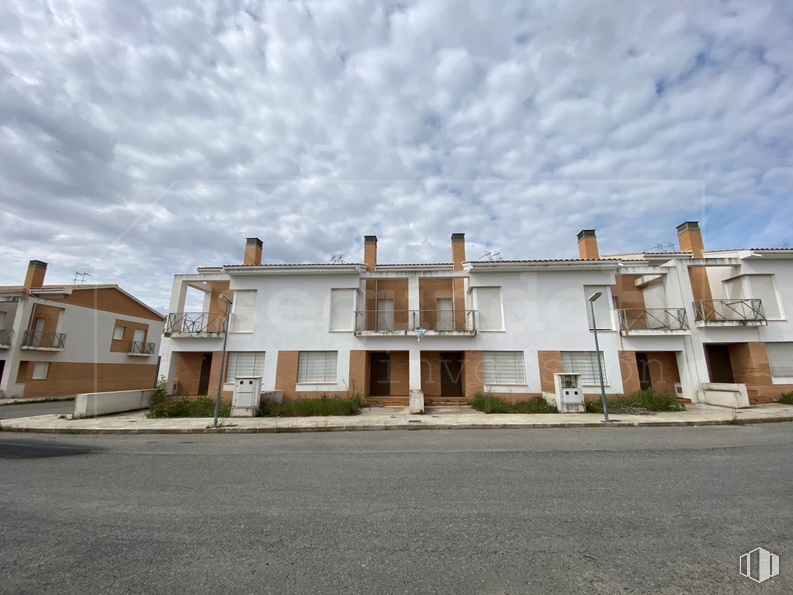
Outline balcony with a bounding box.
[164,312,226,337]
[618,308,689,336]
[21,330,66,350]
[0,328,12,348]
[354,310,476,337]
[128,341,156,356]
[694,299,767,327]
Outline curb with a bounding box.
[2,416,793,434]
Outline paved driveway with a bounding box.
[0,400,74,420]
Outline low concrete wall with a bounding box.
[699,383,750,409]
[73,389,156,419]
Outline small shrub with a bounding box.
[586,388,684,413]
[777,392,793,405]
[259,394,362,417]
[471,393,558,414]
[148,377,231,419]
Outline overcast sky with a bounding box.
[1,0,791,312]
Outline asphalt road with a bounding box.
[1,425,791,595]
[0,400,74,420]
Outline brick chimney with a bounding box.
[451,233,466,270]
[364,235,377,271]
[676,221,712,302]
[676,221,704,257]
[451,233,466,314]
[244,237,262,266]
[24,260,47,291]
[577,230,599,260]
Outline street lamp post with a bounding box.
[588,291,610,423]
[214,294,233,429]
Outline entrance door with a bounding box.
[0,360,5,386]
[198,353,213,395]
[436,298,453,330]
[369,352,391,396]
[705,345,735,383]
[636,352,651,390]
[378,299,394,331]
[440,352,463,396]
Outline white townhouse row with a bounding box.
[158,222,793,408]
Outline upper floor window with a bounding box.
[475,287,503,331]
[724,275,782,319]
[749,275,781,319]
[113,325,125,340]
[584,286,612,330]
[231,290,256,332]
[329,289,355,331]
[298,351,338,384]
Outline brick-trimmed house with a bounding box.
[158,223,793,407]
[0,261,165,398]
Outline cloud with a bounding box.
[1,0,791,312]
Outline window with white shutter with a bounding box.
[298,351,338,383]
[113,325,125,340]
[225,352,266,382]
[561,351,608,385]
[724,278,745,299]
[584,286,612,330]
[482,352,527,385]
[329,289,354,331]
[766,343,793,377]
[476,287,503,331]
[231,290,256,332]
[749,275,781,319]
[32,362,49,380]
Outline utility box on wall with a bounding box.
[553,373,584,413]
[231,376,262,417]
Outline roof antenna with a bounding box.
[73,272,91,284]
[480,251,502,261]
[330,254,345,264]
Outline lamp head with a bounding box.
[219,294,233,306]
[588,291,603,302]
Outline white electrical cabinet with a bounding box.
[553,373,584,413]
[231,376,262,416]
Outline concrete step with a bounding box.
[425,397,469,406]
[363,397,409,407]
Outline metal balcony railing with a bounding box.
[354,310,476,332]
[22,330,66,349]
[618,308,689,332]
[412,310,476,332]
[164,312,226,335]
[694,299,766,323]
[0,328,13,346]
[129,341,156,355]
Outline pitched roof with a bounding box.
[0,284,164,320]
[0,284,118,291]
[465,258,600,263]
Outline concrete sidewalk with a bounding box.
[1,403,793,434]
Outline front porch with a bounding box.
[619,350,684,399]
[361,350,472,407]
